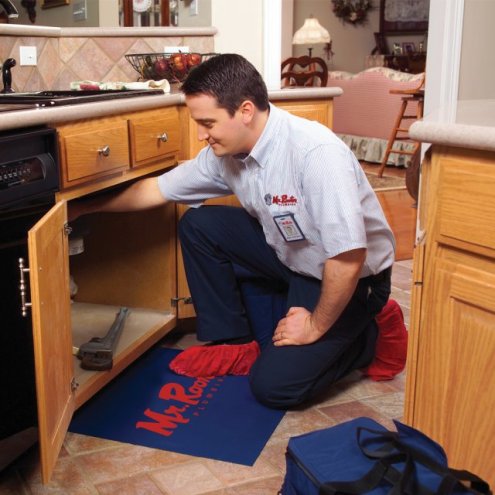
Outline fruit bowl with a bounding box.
[125,52,217,83]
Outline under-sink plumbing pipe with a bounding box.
[1,58,16,94]
[0,0,19,18]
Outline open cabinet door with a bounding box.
[27,200,75,484]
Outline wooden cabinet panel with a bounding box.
[405,146,495,488]
[58,119,129,188]
[27,201,74,484]
[437,158,495,255]
[129,107,180,167]
[412,252,495,481]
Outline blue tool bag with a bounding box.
[280,417,491,495]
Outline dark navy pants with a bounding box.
[178,206,391,409]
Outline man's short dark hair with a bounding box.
[182,53,269,116]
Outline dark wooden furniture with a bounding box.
[384,53,426,74]
[281,56,328,88]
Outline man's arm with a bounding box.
[69,177,168,221]
[273,248,366,346]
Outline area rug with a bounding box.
[366,172,406,191]
[69,346,285,466]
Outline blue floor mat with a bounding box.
[69,346,285,465]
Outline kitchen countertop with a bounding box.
[409,99,495,152]
[0,87,343,132]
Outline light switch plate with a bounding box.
[20,46,37,66]
[190,0,199,16]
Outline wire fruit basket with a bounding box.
[125,52,217,83]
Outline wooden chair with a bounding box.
[377,75,426,177]
[281,56,328,88]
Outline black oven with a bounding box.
[0,126,59,471]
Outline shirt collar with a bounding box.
[245,103,281,168]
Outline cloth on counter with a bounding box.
[70,79,170,93]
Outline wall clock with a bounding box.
[133,0,152,13]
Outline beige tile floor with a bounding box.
[0,259,413,495]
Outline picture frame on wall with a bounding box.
[42,0,70,9]
[379,0,429,33]
[402,42,416,54]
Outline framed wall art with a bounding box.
[402,42,416,54]
[379,0,429,33]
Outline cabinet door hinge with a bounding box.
[171,296,193,307]
[64,223,73,236]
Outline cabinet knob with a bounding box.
[157,132,169,143]
[98,145,111,157]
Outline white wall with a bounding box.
[211,0,264,74]
[422,0,463,122]
[458,0,495,100]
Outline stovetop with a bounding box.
[0,89,165,107]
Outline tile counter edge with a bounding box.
[0,25,217,37]
[409,120,495,153]
[0,88,343,132]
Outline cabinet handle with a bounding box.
[157,132,169,143]
[18,257,32,317]
[98,145,111,157]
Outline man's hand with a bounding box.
[272,307,324,346]
[272,248,366,347]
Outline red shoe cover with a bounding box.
[169,341,261,377]
[363,299,408,381]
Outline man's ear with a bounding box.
[239,100,255,124]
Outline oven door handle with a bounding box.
[18,257,32,317]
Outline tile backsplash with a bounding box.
[0,34,214,92]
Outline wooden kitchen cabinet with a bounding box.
[27,97,335,482]
[128,107,180,167]
[28,107,181,483]
[404,146,495,487]
[57,116,130,190]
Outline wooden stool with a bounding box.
[377,85,424,178]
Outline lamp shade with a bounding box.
[292,17,331,45]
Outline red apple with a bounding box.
[171,52,187,72]
[186,53,202,68]
[153,57,170,77]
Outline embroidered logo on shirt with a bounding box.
[269,194,298,206]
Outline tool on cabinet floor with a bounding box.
[74,307,130,371]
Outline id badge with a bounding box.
[273,213,306,242]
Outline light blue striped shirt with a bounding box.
[159,104,395,279]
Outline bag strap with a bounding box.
[436,469,492,495]
[319,451,426,495]
[356,426,492,495]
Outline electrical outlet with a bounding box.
[73,0,87,21]
[20,46,37,66]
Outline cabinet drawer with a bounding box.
[437,157,495,255]
[129,107,180,167]
[59,120,129,188]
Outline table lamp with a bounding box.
[292,16,331,57]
